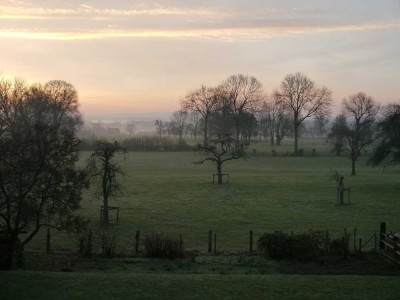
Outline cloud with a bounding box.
[0,3,234,19]
[0,21,399,42]
[1,1,399,41]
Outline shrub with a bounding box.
[258,230,331,262]
[122,136,193,151]
[144,234,185,259]
[100,228,117,258]
[257,231,291,260]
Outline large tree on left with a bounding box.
[0,79,87,269]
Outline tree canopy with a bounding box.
[0,78,87,268]
[370,104,400,166]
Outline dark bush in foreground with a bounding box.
[144,234,185,259]
[258,230,330,262]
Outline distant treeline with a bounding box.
[79,136,193,152]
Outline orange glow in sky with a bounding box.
[1,0,399,119]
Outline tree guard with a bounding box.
[337,176,351,205]
[100,206,120,224]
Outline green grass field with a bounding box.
[2,271,400,300]
[8,139,400,299]
[24,143,400,254]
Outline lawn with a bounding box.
[2,271,400,300]
[7,140,400,300]
[24,146,400,254]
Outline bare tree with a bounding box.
[171,109,189,142]
[343,92,379,176]
[219,74,263,150]
[276,72,332,154]
[154,119,164,138]
[181,86,219,146]
[196,135,246,184]
[327,115,349,156]
[259,94,292,145]
[87,141,126,225]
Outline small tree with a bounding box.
[343,92,379,175]
[87,141,126,225]
[196,135,246,184]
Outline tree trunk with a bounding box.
[270,135,275,146]
[102,194,109,225]
[276,134,282,146]
[235,120,241,151]
[294,123,299,155]
[217,163,222,185]
[351,157,356,176]
[203,117,208,147]
[3,238,22,270]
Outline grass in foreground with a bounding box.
[2,271,400,300]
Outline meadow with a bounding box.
[2,271,400,300]
[6,138,400,299]
[25,138,400,254]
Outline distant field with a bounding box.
[2,271,400,300]
[24,139,400,254]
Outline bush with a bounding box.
[122,136,193,151]
[258,230,330,262]
[257,231,291,260]
[100,227,117,258]
[144,234,185,259]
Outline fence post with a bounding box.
[102,233,106,254]
[135,230,140,254]
[249,230,253,253]
[46,227,51,254]
[353,227,357,250]
[214,233,217,255]
[87,230,92,257]
[208,230,212,253]
[249,230,253,252]
[343,228,348,260]
[379,222,386,250]
[79,238,84,254]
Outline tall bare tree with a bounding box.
[219,74,263,150]
[343,92,379,175]
[181,85,219,146]
[276,72,332,154]
[259,94,292,145]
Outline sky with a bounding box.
[0,0,399,120]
